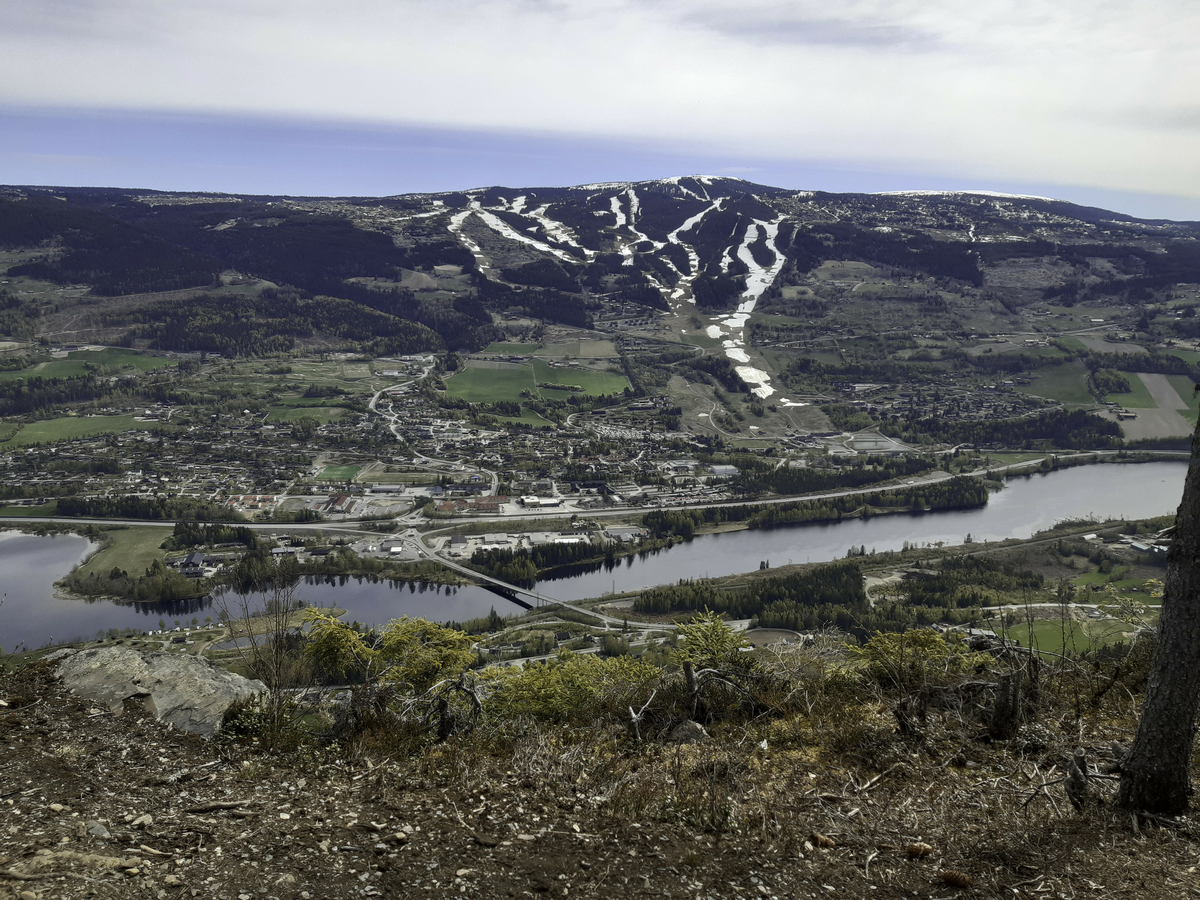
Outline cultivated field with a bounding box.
[0,415,164,447]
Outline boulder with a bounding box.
[54,647,264,738]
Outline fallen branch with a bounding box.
[185,800,253,813]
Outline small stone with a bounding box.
[49,803,64,813]
[125,867,141,876]
[275,874,296,886]
[667,721,711,744]
[164,875,182,886]
[86,820,112,840]
[19,891,37,900]
[389,832,408,843]
[516,834,537,841]
[132,814,153,828]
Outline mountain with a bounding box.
[3,178,1200,410]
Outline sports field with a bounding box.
[317,465,362,481]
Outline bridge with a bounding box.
[419,549,670,630]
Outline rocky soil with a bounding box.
[1,662,1198,899]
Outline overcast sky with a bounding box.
[2,0,1198,219]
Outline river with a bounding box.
[0,461,1187,648]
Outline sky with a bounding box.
[2,0,1199,220]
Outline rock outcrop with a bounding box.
[53,647,264,738]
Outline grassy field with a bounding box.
[480,343,542,355]
[0,415,164,447]
[1105,372,1157,408]
[0,348,174,382]
[0,502,59,516]
[534,340,620,359]
[1006,617,1137,655]
[445,364,535,403]
[317,465,362,481]
[1159,348,1200,365]
[989,452,1049,465]
[1020,361,1093,405]
[490,408,554,427]
[1167,374,1200,423]
[531,359,628,396]
[266,406,347,424]
[77,526,170,579]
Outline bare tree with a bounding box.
[1116,430,1200,815]
[216,559,311,739]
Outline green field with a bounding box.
[989,452,1049,466]
[1053,335,1087,351]
[0,348,175,382]
[1161,348,1200,365]
[1166,375,1200,423]
[0,415,164,447]
[77,526,171,580]
[533,340,620,359]
[481,343,542,355]
[1006,618,1137,655]
[1020,361,1093,405]
[1105,372,1157,409]
[445,364,536,403]
[0,502,58,517]
[266,406,347,424]
[530,360,628,396]
[490,408,554,427]
[317,465,362,481]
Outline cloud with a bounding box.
[0,0,1197,202]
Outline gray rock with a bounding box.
[86,820,111,840]
[667,720,711,744]
[54,647,264,738]
[43,648,79,662]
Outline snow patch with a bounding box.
[447,209,487,268]
[527,204,594,257]
[705,325,723,339]
[876,189,1059,203]
[725,348,750,363]
[735,366,775,399]
[665,199,721,304]
[469,201,576,263]
[609,195,627,229]
[736,216,786,303]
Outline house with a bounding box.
[710,464,739,478]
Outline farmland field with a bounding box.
[1106,373,1158,409]
[266,406,347,424]
[445,364,535,403]
[1019,361,1093,405]
[480,343,542,356]
[0,415,164,447]
[0,348,176,382]
[530,360,628,396]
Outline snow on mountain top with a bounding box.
[875,189,1061,203]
